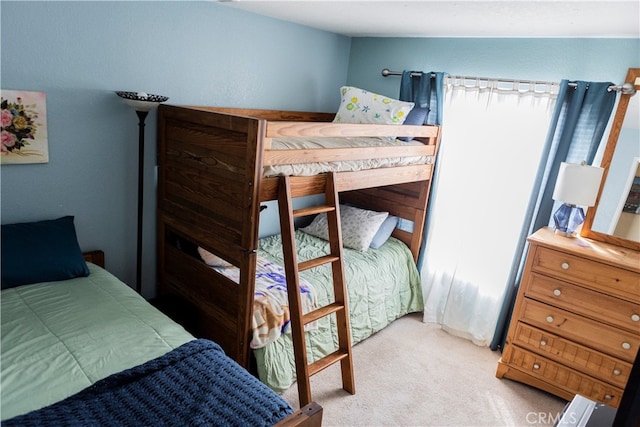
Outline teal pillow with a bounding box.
[1,216,89,289]
[399,106,429,142]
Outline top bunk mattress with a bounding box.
[264,136,435,177]
[0,263,194,420]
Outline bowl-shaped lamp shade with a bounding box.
[552,162,604,207]
[115,90,168,294]
[115,91,169,112]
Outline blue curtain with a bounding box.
[490,80,617,351]
[399,70,445,125]
[398,70,446,270]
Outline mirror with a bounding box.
[581,68,640,250]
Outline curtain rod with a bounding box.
[381,68,635,94]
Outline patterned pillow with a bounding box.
[333,86,414,125]
[300,204,389,251]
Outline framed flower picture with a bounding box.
[1,90,49,164]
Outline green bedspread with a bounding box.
[254,231,424,393]
[0,263,194,420]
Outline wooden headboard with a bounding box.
[83,250,105,268]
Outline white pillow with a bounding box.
[333,86,414,125]
[198,247,233,268]
[300,204,389,251]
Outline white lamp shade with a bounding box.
[552,162,604,207]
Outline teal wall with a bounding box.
[346,38,639,98]
[0,1,350,296]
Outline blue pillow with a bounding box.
[1,216,90,289]
[400,106,430,142]
[370,215,399,249]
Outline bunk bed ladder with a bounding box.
[277,171,355,407]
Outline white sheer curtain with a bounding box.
[421,78,559,346]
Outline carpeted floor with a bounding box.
[282,313,568,427]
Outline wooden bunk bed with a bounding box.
[156,105,440,381]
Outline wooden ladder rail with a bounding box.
[277,171,355,407]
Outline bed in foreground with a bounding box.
[0,216,321,426]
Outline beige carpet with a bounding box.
[282,313,567,427]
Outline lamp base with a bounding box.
[553,203,585,238]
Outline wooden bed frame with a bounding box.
[156,105,440,369]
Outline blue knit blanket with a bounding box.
[4,339,293,426]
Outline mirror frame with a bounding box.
[581,67,640,251]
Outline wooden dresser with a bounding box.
[496,227,640,407]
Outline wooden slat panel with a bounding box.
[336,164,432,192]
[161,105,253,134]
[266,121,439,138]
[164,168,246,218]
[341,183,428,218]
[164,245,239,325]
[183,106,336,122]
[165,120,249,160]
[83,250,105,268]
[391,228,413,249]
[159,208,245,265]
[259,165,432,201]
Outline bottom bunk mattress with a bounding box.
[254,230,424,393]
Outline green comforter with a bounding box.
[0,264,194,420]
[254,231,424,393]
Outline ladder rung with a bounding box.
[293,205,335,218]
[309,349,350,376]
[303,302,344,325]
[298,255,339,271]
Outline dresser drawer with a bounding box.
[521,298,640,363]
[525,273,640,333]
[531,246,640,302]
[512,322,632,388]
[504,346,623,407]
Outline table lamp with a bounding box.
[552,161,604,237]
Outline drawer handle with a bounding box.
[613,369,622,376]
[561,262,570,270]
[540,340,547,346]
[632,314,640,322]
[553,289,562,297]
[533,363,541,370]
[604,394,613,401]
[622,342,631,350]
[546,316,554,323]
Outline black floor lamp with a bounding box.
[115,91,168,294]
